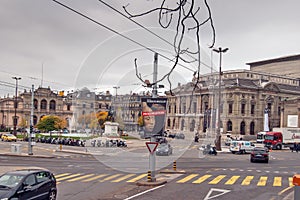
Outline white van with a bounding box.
[230,140,255,154]
[256,131,266,143]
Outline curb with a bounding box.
[0,153,55,158]
[55,149,91,155]
[159,169,186,174]
[136,180,167,186]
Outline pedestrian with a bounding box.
[296,143,299,153]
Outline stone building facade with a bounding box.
[0,87,112,132]
[165,69,300,138]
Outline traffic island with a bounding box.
[159,161,186,174]
[136,179,167,187]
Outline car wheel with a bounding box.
[48,190,56,200]
[276,144,282,150]
[265,159,269,163]
[250,158,254,163]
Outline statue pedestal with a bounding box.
[103,122,119,137]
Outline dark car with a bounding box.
[168,133,176,138]
[250,147,269,163]
[0,169,57,200]
[175,133,185,139]
[156,143,173,156]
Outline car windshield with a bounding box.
[254,149,267,153]
[0,174,25,188]
[157,144,169,150]
[264,135,274,140]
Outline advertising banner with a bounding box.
[141,97,167,139]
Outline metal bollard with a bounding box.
[147,171,152,182]
[293,174,300,200]
[173,161,177,171]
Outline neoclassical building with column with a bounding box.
[165,69,300,138]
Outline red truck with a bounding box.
[264,128,300,150]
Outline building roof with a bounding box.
[246,54,300,67]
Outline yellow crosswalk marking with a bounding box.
[112,174,135,183]
[273,177,282,187]
[257,176,268,186]
[209,175,226,184]
[127,174,147,183]
[289,177,293,187]
[55,173,71,178]
[56,174,81,182]
[177,174,198,183]
[81,174,108,182]
[241,176,254,185]
[225,176,240,185]
[99,174,122,182]
[67,174,95,182]
[193,175,212,184]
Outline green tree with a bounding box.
[36,115,67,132]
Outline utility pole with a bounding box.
[28,85,34,155]
[213,47,228,151]
[12,77,21,136]
[149,52,158,182]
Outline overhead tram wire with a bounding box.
[52,0,195,73]
[97,0,214,72]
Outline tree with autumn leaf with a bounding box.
[36,115,67,132]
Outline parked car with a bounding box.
[156,143,173,156]
[250,147,269,163]
[1,133,17,142]
[0,169,57,200]
[230,140,255,154]
[168,133,176,138]
[175,133,185,139]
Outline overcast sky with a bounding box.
[0,0,299,97]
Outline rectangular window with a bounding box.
[241,103,245,114]
[251,104,255,115]
[228,103,233,114]
[193,102,197,113]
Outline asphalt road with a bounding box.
[0,140,299,200]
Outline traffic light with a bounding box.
[30,125,33,134]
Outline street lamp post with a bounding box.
[113,86,120,96]
[213,47,228,151]
[12,77,21,136]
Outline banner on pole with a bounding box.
[141,98,167,139]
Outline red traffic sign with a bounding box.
[146,142,159,154]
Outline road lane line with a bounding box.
[81,174,108,182]
[55,173,71,178]
[67,174,95,182]
[99,174,122,182]
[56,174,81,182]
[127,174,147,183]
[124,185,165,200]
[225,176,240,185]
[177,174,198,183]
[112,174,135,182]
[289,177,293,187]
[273,177,282,187]
[192,175,212,184]
[257,176,268,186]
[209,175,226,184]
[241,176,254,185]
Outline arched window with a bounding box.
[40,99,47,110]
[33,99,38,109]
[33,115,38,125]
[227,120,232,132]
[49,100,56,110]
[250,121,255,135]
[240,121,246,135]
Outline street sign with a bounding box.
[146,142,159,154]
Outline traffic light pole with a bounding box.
[28,84,34,155]
[149,52,158,182]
